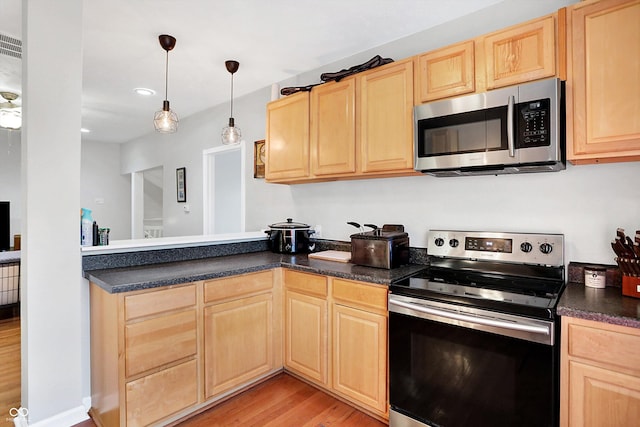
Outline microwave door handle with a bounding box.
[507,95,515,157]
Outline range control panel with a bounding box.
[427,230,564,267]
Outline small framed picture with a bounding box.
[254,140,265,179]
[176,167,186,202]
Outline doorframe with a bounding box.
[202,142,246,235]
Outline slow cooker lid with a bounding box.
[268,218,311,229]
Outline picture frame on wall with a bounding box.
[254,140,265,179]
[176,167,186,202]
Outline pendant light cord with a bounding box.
[229,73,234,119]
[164,50,169,101]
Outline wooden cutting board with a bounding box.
[308,250,351,263]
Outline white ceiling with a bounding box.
[1,0,504,143]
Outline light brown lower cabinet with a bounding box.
[90,270,281,427]
[331,279,388,416]
[284,270,329,386]
[203,271,280,399]
[283,270,389,420]
[561,316,640,427]
[90,268,387,425]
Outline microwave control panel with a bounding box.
[516,98,550,147]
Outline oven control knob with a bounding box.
[520,242,533,253]
[449,238,459,248]
[435,238,445,247]
[539,243,553,254]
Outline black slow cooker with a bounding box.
[265,218,316,254]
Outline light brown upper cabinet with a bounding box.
[413,11,564,103]
[566,0,640,164]
[310,78,357,177]
[265,91,310,181]
[358,58,416,175]
[414,40,476,104]
[266,59,417,184]
[480,14,559,90]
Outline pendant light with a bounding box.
[153,34,178,133]
[221,60,241,145]
[0,92,22,130]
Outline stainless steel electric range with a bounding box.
[388,230,565,427]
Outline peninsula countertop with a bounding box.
[84,251,427,294]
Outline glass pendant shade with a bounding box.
[221,60,241,145]
[154,100,178,133]
[221,117,241,145]
[155,35,178,134]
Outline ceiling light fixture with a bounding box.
[0,92,21,130]
[134,88,156,96]
[153,34,178,134]
[221,60,241,145]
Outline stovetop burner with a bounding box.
[390,230,566,320]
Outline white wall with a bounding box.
[0,129,22,244]
[80,140,131,240]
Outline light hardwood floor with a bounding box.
[0,317,20,427]
[74,373,386,427]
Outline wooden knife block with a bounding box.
[622,275,640,299]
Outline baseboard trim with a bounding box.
[29,405,89,427]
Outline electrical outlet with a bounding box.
[314,224,322,238]
[183,204,190,213]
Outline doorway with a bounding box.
[202,143,245,234]
[143,166,163,238]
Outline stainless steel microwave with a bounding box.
[414,78,565,177]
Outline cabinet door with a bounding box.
[415,40,475,103]
[284,290,328,385]
[265,92,310,181]
[567,360,640,427]
[332,304,387,414]
[358,59,415,174]
[567,0,640,164]
[310,79,357,176]
[204,293,274,399]
[483,15,557,89]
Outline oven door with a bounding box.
[388,294,559,427]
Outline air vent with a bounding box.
[0,33,22,59]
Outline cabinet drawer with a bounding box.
[125,284,196,321]
[567,318,640,376]
[332,278,388,313]
[284,270,328,297]
[204,270,273,303]
[125,309,197,377]
[125,359,198,427]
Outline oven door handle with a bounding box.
[389,298,550,336]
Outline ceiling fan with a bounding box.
[0,91,22,130]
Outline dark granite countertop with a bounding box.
[84,251,428,294]
[557,282,640,329]
[0,251,20,264]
